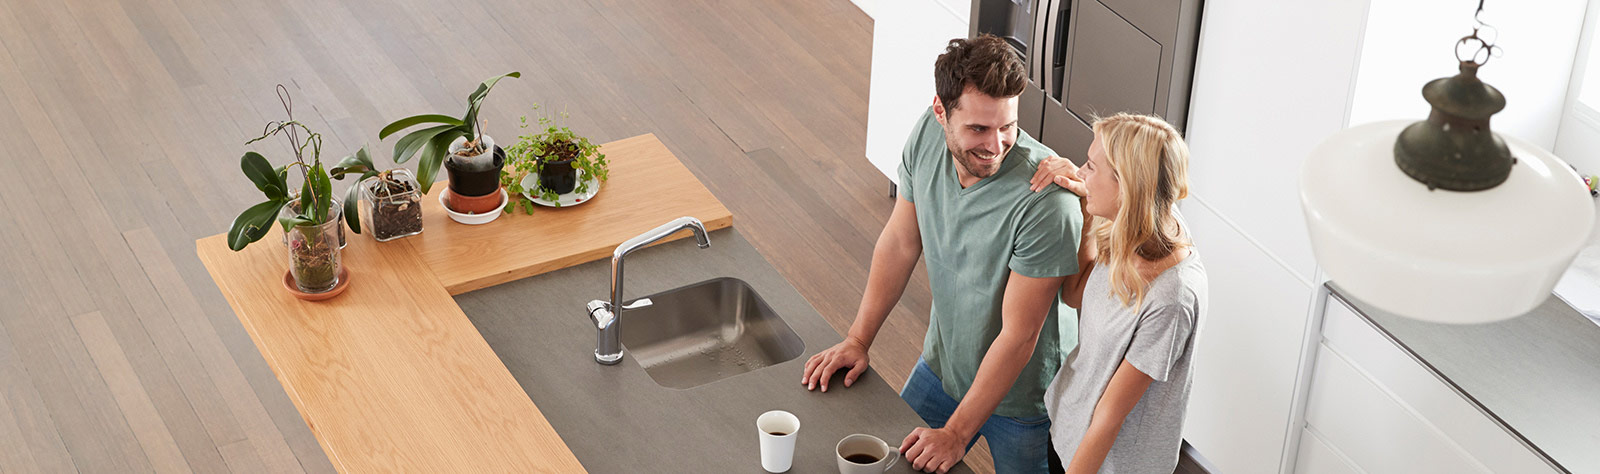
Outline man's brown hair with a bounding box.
[933,34,1027,113]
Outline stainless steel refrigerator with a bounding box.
[971,0,1203,164]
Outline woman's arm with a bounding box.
[1065,359,1154,473]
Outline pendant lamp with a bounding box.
[1300,4,1595,323]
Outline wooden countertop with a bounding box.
[196,134,733,472]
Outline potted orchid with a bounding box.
[378,72,520,218]
[227,86,362,296]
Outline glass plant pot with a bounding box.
[361,169,424,242]
[279,198,344,293]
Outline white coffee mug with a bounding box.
[835,433,900,473]
[757,410,800,472]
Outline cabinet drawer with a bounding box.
[1306,300,1558,473]
[1294,427,1359,474]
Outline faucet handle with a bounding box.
[587,299,615,329]
[622,298,653,310]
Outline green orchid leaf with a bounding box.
[462,72,520,137]
[277,214,315,232]
[228,199,288,251]
[343,183,363,234]
[241,152,285,200]
[300,176,313,222]
[391,123,458,164]
[308,162,333,224]
[379,114,463,140]
[466,71,521,106]
[416,130,461,195]
[331,146,377,179]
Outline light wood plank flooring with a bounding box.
[0,0,1006,471]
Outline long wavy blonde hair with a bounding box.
[1091,113,1192,308]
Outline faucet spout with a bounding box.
[592,217,711,365]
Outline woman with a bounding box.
[1028,113,1207,473]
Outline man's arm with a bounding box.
[1031,156,1095,309]
[902,271,1066,473]
[802,195,922,391]
[1064,359,1155,473]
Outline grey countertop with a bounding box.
[456,228,969,473]
[1329,284,1600,474]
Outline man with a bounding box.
[801,34,1086,473]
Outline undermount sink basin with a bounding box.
[620,277,805,389]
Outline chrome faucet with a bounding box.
[587,216,711,364]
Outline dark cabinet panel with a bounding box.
[1065,0,1163,120]
[1019,83,1046,138]
[1040,95,1094,165]
[1098,0,1182,43]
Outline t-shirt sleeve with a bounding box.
[1125,303,1197,382]
[897,146,916,203]
[1008,191,1084,278]
[897,107,939,203]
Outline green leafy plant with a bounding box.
[330,146,392,229]
[377,71,521,194]
[501,105,609,213]
[332,150,423,241]
[227,85,362,251]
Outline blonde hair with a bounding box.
[1090,113,1191,308]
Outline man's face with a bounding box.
[935,87,1019,182]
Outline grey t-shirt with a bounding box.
[1044,246,1207,473]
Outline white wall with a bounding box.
[1179,0,1371,472]
[864,1,969,184]
[1556,0,1600,175]
[1348,0,1586,150]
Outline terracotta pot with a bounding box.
[444,187,505,214]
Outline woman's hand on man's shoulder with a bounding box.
[1030,155,1088,196]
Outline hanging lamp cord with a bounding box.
[1457,0,1502,66]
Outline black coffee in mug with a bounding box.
[845,453,881,464]
[768,431,789,436]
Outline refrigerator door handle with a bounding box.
[1040,0,1066,99]
[1029,0,1054,86]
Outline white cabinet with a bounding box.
[1293,428,1359,474]
[1178,200,1315,474]
[1293,297,1559,474]
[1182,0,1370,280]
[863,0,969,184]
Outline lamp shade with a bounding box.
[1301,120,1595,323]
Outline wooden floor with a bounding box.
[0,0,1000,472]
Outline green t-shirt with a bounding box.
[896,107,1084,418]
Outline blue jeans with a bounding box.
[899,358,1051,473]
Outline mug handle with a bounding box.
[883,446,901,472]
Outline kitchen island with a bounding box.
[196,134,948,472]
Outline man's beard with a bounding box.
[950,137,1007,179]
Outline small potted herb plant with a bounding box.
[378,72,520,217]
[227,86,361,296]
[502,106,609,213]
[332,149,423,241]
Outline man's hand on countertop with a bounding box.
[802,335,871,392]
[902,426,966,473]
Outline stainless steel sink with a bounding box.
[620,277,805,389]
